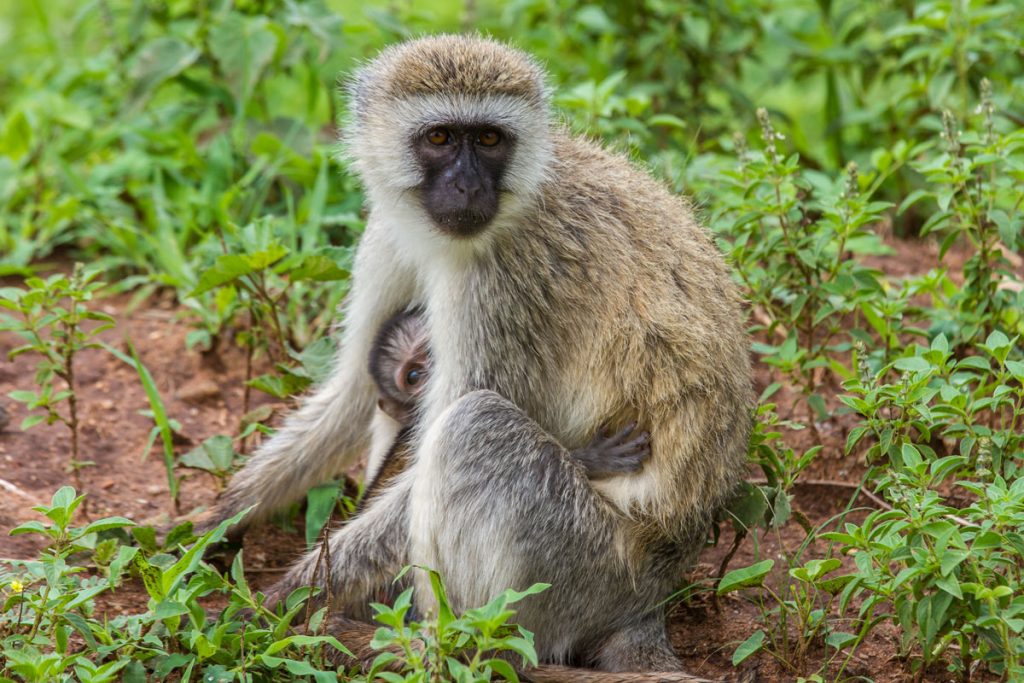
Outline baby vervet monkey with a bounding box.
[362,309,653,503]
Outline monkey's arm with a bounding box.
[209,223,417,531]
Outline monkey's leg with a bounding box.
[410,390,683,672]
[204,225,417,534]
[264,473,411,616]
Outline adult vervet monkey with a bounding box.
[209,35,753,676]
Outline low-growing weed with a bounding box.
[1,487,349,682]
[0,265,113,491]
[360,567,546,682]
[2,488,546,682]
[830,331,1024,677]
[903,81,1024,346]
[711,110,899,416]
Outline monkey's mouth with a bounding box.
[430,209,493,238]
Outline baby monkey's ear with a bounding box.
[378,397,412,425]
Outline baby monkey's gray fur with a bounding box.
[363,309,651,504]
[202,35,754,681]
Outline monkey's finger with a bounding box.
[601,422,639,446]
[605,432,651,458]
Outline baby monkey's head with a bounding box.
[368,309,430,425]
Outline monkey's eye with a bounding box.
[426,129,450,145]
[405,365,425,388]
[478,130,501,147]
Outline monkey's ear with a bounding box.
[378,397,410,424]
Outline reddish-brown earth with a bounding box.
[1,235,1010,682]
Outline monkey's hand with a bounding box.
[571,423,651,479]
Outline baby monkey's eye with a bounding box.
[427,129,450,145]
[406,366,424,387]
[478,130,501,147]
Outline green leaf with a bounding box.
[189,256,255,297]
[305,481,342,548]
[825,631,858,650]
[209,13,279,114]
[8,390,38,403]
[770,489,792,528]
[939,549,969,577]
[718,560,774,594]
[124,340,178,502]
[20,414,46,430]
[9,520,48,536]
[260,634,352,659]
[424,566,457,630]
[63,612,100,651]
[132,525,159,553]
[190,246,290,297]
[501,583,550,604]
[288,254,349,282]
[257,655,337,682]
[647,114,687,130]
[129,37,200,102]
[935,574,963,600]
[0,109,32,162]
[726,481,769,530]
[1005,360,1024,381]
[732,630,765,665]
[180,435,236,473]
[248,371,311,399]
[894,356,931,373]
[159,507,253,596]
[51,485,78,511]
[484,658,520,682]
[900,443,923,469]
[80,517,135,535]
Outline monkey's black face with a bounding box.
[413,124,513,237]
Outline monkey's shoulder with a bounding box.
[542,134,713,252]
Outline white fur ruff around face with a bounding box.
[342,92,553,256]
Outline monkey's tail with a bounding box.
[523,667,757,683]
[325,616,757,683]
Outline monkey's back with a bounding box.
[507,130,753,543]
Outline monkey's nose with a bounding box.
[453,178,483,200]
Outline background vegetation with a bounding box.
[1,0,1023,681]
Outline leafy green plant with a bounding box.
[187,218,350,411]
[0,0,360,356]
[719,556,858,678]
[719,392,819,582]
[181,435,245,490]
[0,265,113,487]
[829,331,1024,678]
[710,109,902,415]
[2,486,551,683]
[903,81,1024,345]
[2,487,351,682]
[2,487,136,682]
[361,567,546,682]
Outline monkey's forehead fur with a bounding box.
[350,35,550,111]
